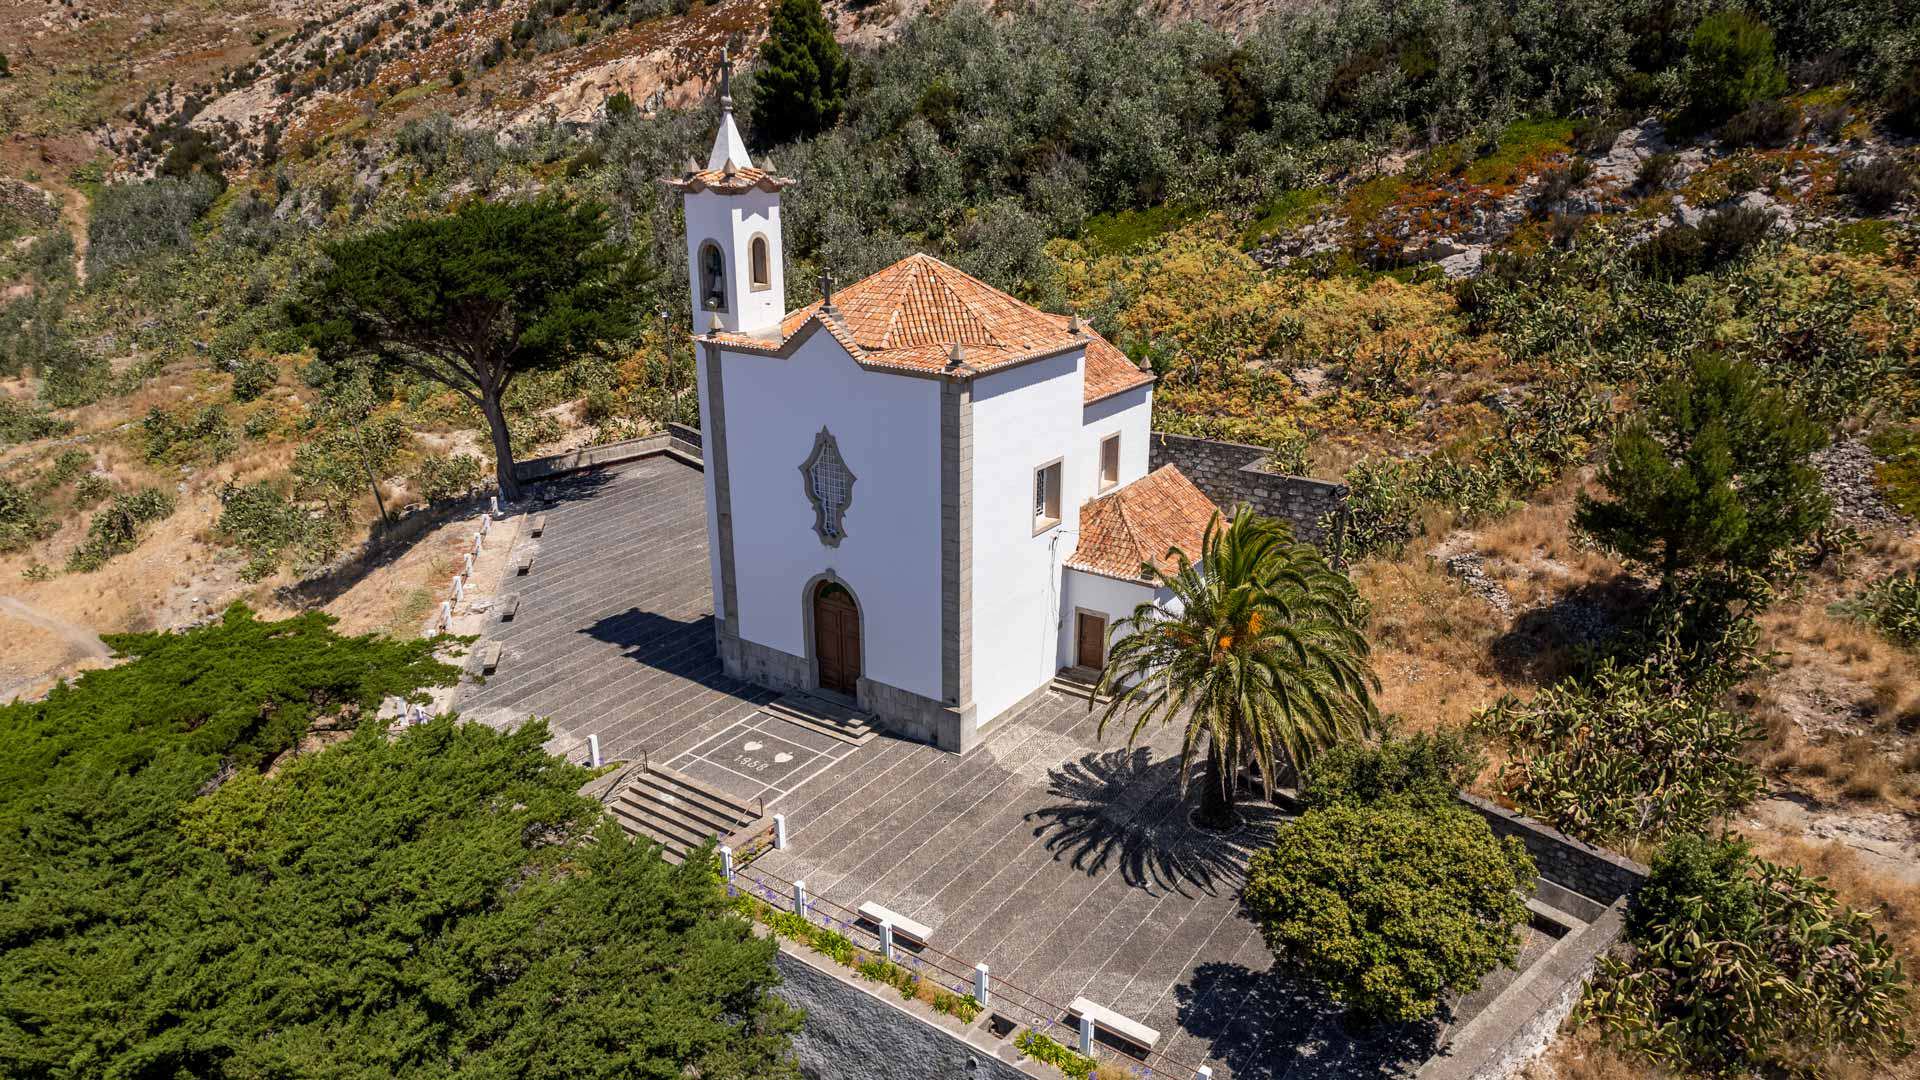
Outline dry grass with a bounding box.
[1352,553,1512,735]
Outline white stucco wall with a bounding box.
[683,188,785,339]
[968,347,1085,727]
[712,328,945,702]
[1057,568,1163,671]
[1079,385,1153,496]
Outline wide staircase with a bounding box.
[607,763,766,864]
[762,692,877,746]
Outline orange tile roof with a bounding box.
[708,252,1154,404]
[1067,465,1221,583]
[662,165,793,194]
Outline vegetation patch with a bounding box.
[1015,1028,1095,1080]
[66,488,177,573]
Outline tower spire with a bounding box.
[704,48,752,173]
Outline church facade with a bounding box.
[670,84,1218,752]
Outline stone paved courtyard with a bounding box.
[457,456,1554,1080]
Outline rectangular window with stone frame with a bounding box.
[1099,433,1120,492]
[1033,459,1062,533]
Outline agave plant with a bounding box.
[1093,506,1377,829]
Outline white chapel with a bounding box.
[669,76,1221,752]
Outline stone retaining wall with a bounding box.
[1458,793,1649,904]
[513,430,702,483]
[0,178,58,226]
[1148,432,1348,547]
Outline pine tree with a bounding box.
[752,0,849,143]
[1575,354,1829,594]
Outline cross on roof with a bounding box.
[819,268,834,307]
[718,48,733,109]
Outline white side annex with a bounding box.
[672,75,1218,753]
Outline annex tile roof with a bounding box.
[708,252,1154,404]
[1067,465,1221,583]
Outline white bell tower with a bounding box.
[670,51,788,340]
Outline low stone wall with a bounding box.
[0,178,58,226]
[513,430,702,483]
[1148,432,1348,548]
[1458,793,1649,905]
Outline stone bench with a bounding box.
[856,901,930,946]
[529,514,546,537]
[498,594,521,622]
[477,641,503,675]
[1068,997,1159,1052]
[516,552,534,576]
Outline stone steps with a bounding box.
[606,763,762,863]
[763,692,877,746]
[1049,667,1112,706]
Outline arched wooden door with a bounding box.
[813,582,861,695]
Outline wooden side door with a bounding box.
[1076,612,1107,671]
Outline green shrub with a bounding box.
[85,175,221,278]
[1845,572,1920,648]
[1684,12,1787,127]
[71,471,109,506]
[1245,802,1534,1024]
[1585,834,1912,1075]
[1015,1029,1094,1080]
[1301,728,1480,813]
[67,488,176,572]
[143,403,237,464]
[410,452,488,502]
[1475,648,1764,845]
[1837,156,1914,215]
[1719,99,1799,147]
[217,481,343,581]
[1636,150,1679,191]
[0,477,54,553]
[36,344,112,408]
[0,396,70,445]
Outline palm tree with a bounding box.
[1093,507,1377,830]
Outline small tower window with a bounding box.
[750,235,771,290]
[699,241,728,312]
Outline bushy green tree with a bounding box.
[290,197,644,501]
[1094,507,1376,829]
[1245,802,1534,1024]
[752,0,850,142]
[1301,727,1481,813]
[1586,834,1912,1075]
[0,607,797,1079]
[1575,354,1829,595]
[1684,11,1787,126]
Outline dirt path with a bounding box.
[0,596,113,703]
[0,596,112,659]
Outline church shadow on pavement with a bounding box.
[1176,961,1441,1080]
[1023,747,1286,900]
[580,608,745,691]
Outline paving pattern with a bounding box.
[456,456,1495,1080]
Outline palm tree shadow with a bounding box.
[1023,747,1286,899]
[1175,961,1441,1080]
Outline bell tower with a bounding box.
[667,51,790,339]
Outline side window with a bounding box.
[750,235,771,290]
[1033,460,1062,533]
[1099,434,1120,492]
[699,241,728,311]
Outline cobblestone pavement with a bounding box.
[457,457,1446,1080]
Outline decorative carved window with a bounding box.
[800,428,855,546]
[749,235,771,290]
[699,241,727,311]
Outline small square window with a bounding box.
[1099,434,1120,492]
[1033,460,1062,533]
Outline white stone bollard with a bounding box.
[587,734,602,768]
[490,495,499,515]
[773,814,787,849]
[973,963,990,1007]
[440,601,452,628]
[719,845,734,884]
[792,879,807,918]
[463,553,474,578]
[1078,1013,1094,1055]
[878,919,895,962]
[451,576,464,602]
[473,531,483,555]
[480,512,491,535]
[1197,1068,1214,1079]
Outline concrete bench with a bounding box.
[478,641,503,675]
[498,594,521,622]
[529,514,546,537]
[1068,997,1159,1052]
[857,901,930,946]
[516,552,534,576]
